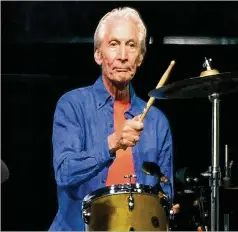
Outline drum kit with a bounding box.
[82,58,238,231]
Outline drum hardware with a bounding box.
[200,145,235,231]
[221,184,238,231]
[158,191,169,201]
[157,190,171,220]
[124,174,137,183]
[184,189,195,194]
[220,149,237,232]
[200,57,219,77]
[176,167,206,186]
[124,174,137,211]
[149,57,238,231]
[82,208,91,224]
[223,214,229,231]
[175,166,210,228]
[171,184,210,231]
[127,193,134,211]
[195,187,209,231]
[207,88,222,231]
[223,144,233,189]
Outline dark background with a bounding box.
[1,1,238,231]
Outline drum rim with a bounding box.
[82,183,158,205]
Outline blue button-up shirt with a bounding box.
[49,76,173,231]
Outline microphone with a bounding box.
[142,161,171,184]
[142,161,174,225]
[1,160,10,183]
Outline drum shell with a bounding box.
[82,184,168,231]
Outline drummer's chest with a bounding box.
[83,107,159,151]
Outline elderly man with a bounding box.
[49,7,174,231]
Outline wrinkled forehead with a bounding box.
[103,18,139,42]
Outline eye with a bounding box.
[110,41,117,47]
[129,42,136,48]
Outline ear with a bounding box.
[136,53,144,67]
[94,49,102,65]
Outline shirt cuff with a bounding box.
[96,137,116,165]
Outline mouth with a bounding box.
[114,68,129,72]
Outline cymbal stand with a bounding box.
[201,58,221,231]
[208,92,221,232]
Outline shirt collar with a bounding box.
[93,75,145,117]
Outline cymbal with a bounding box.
[149,72,238,99]
[1,160,9,183]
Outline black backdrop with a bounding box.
[2,1,238,231]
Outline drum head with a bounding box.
[83,183,158,203]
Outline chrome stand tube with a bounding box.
[209,93,221,231]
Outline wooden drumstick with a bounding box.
[139,60,175,122]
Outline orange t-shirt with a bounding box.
[106,100,136,186]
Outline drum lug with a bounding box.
[82,209,91,224]
[128,195,134,211]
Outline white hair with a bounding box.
[94,7,147,55]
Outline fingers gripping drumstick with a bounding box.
[139,60,176,122]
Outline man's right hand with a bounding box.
[108,115,144,153]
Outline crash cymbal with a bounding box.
[149,72,238,99]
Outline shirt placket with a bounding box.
[100,97,114,184]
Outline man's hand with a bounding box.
[108,115,144,153]
[171,204,180,214]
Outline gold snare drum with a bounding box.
[82,183,168,231]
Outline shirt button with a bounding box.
[110,124,113,128]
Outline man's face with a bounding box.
[94,19,143,87]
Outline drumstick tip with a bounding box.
[171,60,176,65]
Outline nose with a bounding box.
[117,44,128,61]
